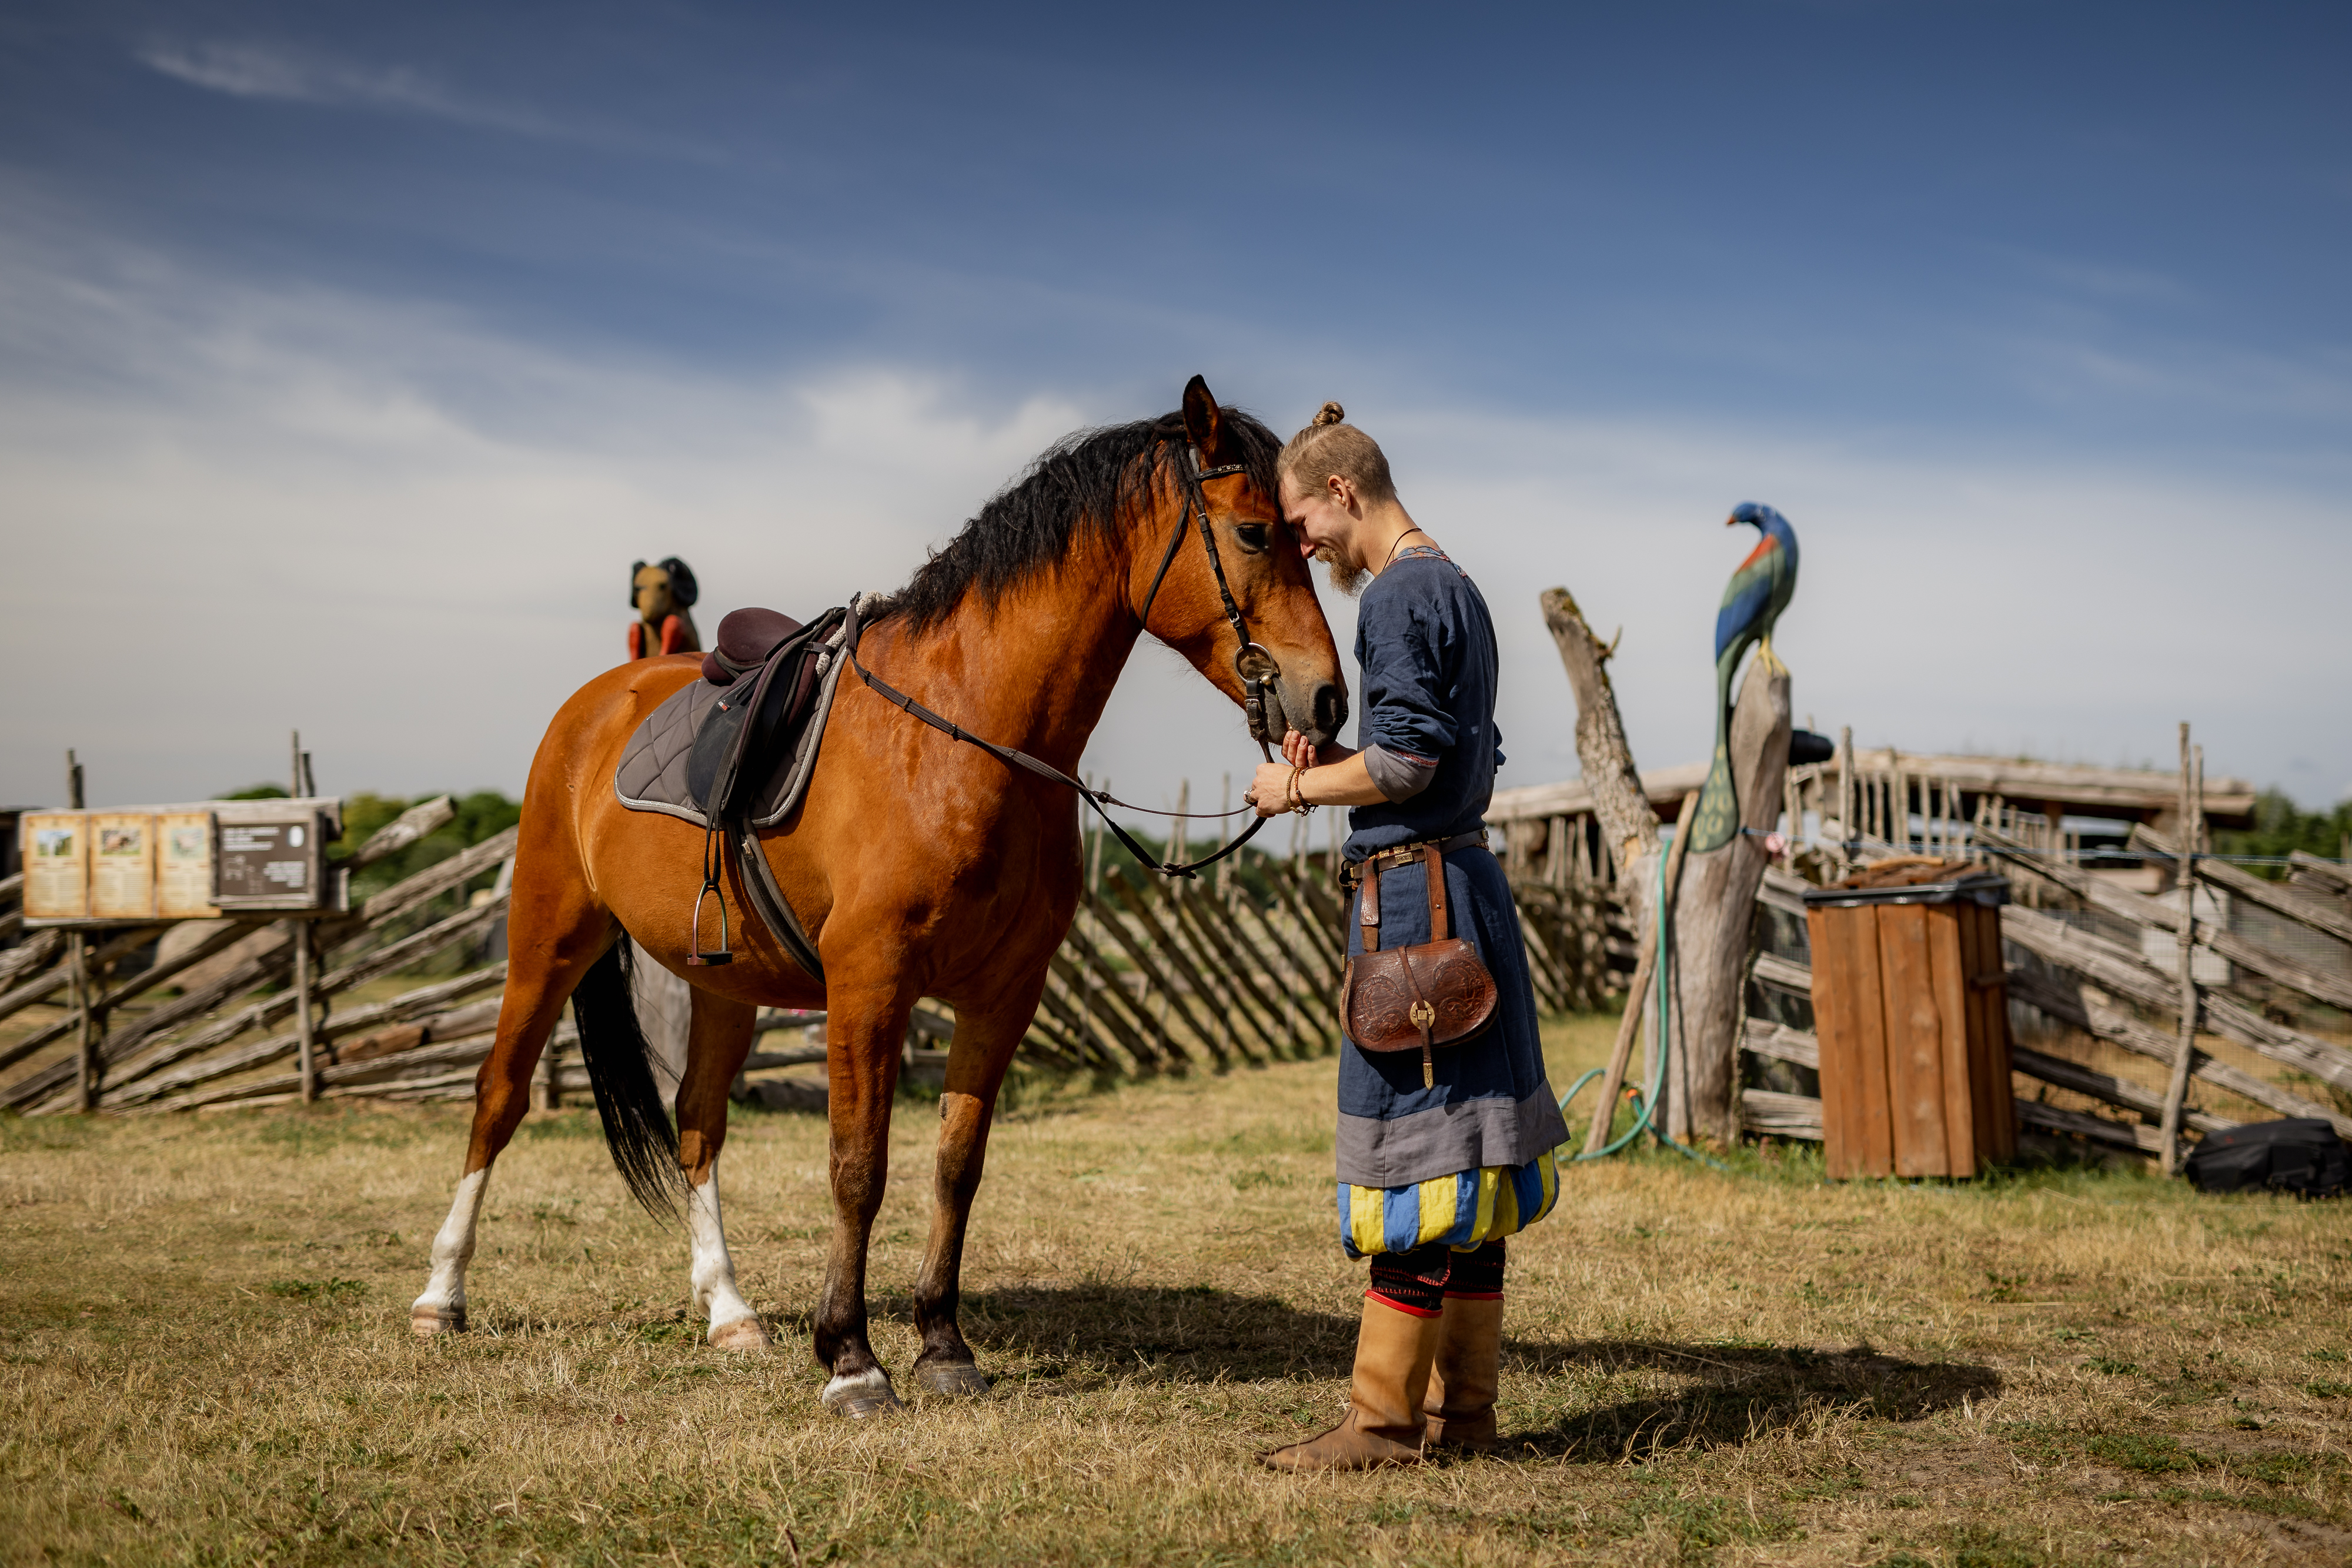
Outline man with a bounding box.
[1247,402,1569,1470]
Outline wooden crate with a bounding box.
[1805,874,2016,1178]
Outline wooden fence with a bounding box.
[0,795,1622,1117]
[1733,848,2352,1160]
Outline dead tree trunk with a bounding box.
[1540,588,1660,925]
[1668,657,1792,1146]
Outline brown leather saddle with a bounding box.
[686,606,846,821]
[612,602,859,982]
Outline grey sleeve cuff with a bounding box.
[1362,744,1439,802]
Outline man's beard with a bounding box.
[1315,541,1368,599]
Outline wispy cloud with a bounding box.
[136,40,709,157]
[2,213,2346,810]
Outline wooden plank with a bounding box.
[346,796,457,870]
[349,826,519,929]
[2287,851,2352,897]
[2134,828,2352,947]
[1750,950,1812,996]
[2010,1045,2238,1135]
[0,922,166,1028]
[1174,882,1291,1059]
[1877,903,1951,1177]
[1102,868,1234,1068]
[12,895,505,1114]
[0,927,64,990]
[1226,892,1321,1056]
[1981,821,2352,1012]
[1810,905,1893,1177]
[2018,1099,2160,1155]
[2002,966,2350,1136]
[1927,905,1976,1176]
[1757,867,1811,921]
[1046,950,1154,1069]
[1999,902,2352,1093]
[105,963,509,1105]
[1061,911,1184,1066]
[1740,1088,1822,1140]
[1970,902,2017,1162]
[1806,907,1855,1175]
[1740,1017,1818,1069]
[1078,885,1210,1066]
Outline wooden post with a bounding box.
[286,733,317,1106]
[1668,657,1793,1145]
[1539,587,1662,923]
[1835,728,1853,851]
[292,920,316,1104]
[71,932,98,1112]
[66,750,85,810]
[2159,727,2203,1175]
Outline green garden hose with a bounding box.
[1559,841,1728,1171]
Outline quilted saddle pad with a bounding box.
[612,616,851,830]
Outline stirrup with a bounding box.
[687,880,734,967]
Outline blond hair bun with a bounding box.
[1279,400,1395,503]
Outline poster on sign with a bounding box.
[157,812,219,920]
[22,812,88,921]
[91,813,159,920]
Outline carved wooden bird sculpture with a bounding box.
[1685,502,1799,854]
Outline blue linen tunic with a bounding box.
[1335,547,1570,1242]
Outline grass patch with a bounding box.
[266,1277,368,1302]
[0,1009,2346,1563]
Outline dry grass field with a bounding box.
[4,1015,2348,1566]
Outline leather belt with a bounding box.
[1339,828,1490,888]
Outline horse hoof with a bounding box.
[410,1305,466,1336]
[709,1317,771,1352]
[821,1368,904,1418]
[914,1361,991,1398]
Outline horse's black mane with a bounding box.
[888,405,1284,633]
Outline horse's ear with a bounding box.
[1181,375,1229,463]
[629,560,648,607]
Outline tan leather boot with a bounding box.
[1261,1296,1441,1472]
[1424,1295,1502,1452]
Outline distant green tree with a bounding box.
[2213,789,2352,880]
[219,784,290,800]
[325,790,523,906]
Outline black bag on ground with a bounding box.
[2184,1119,2349,1198]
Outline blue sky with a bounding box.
[3,2,2347,815]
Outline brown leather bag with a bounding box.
[1342,845,1499,1087]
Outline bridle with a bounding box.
[1134,454,1284,759]
[846,446,1287,878]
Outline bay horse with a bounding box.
[410,377,1346,1416]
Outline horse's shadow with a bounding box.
[926,1283,2000,1461]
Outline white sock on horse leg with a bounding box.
[412,1167,488,1332]
[687,1171,768,1349]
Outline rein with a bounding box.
[847,450,1282,880]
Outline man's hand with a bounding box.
[1247,730,1363,816]
[1247,758,1295,818]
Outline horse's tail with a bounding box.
[569,932,687,1220]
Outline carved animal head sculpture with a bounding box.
[626,557,702,660]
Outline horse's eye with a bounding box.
[1234,523,1271,554]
